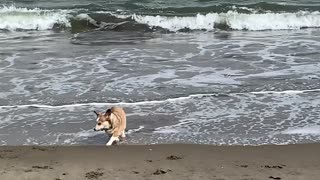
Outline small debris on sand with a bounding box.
[85,171,104,179]
[269,176,281,179]
[240,165,248,168]
[32,165,53,169]
[153,169,171,175]
[263,165,284,169]
[166,155,183,160]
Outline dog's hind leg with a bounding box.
[106,136,119,146]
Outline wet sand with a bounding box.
[0,143,320,180]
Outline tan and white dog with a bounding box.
[93,107,126,146]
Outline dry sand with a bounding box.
[0,143,320,180]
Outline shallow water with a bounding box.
[1,1,320,145]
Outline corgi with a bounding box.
[93,107,126,146]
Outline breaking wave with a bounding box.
[130,11,320,31]
[2,5,320,32]
[0,5,71,31]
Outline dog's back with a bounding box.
[110,107,126,135]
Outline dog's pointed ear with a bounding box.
[105,109,111,115]
[93,111,99,116]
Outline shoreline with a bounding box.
[1,143,320,180]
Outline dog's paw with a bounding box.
[106,141,118,146]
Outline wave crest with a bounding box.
[130,11,320,31]
[2,5,320,32]
[0,5,71,31]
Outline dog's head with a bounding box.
[93,109,112,131]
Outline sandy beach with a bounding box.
[0,143,320,180]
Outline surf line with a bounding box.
[250,89,320,94]
[0,94,203,109]
[1,88,320,109]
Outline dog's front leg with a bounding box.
[106,136,119,146]
[105,129,112,137]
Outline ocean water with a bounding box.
[1,0,320,145]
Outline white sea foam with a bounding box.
[127,11,320,31]
[75,13,98,26]
[282,126,320,135]
[131,13,219,31]
[251,89,320,94]
[0,5,71,31]
[127,125,144,134]
[0,94,204,109]
[1,88,320,109]
[154,128,180,134]
[75,13,95,22]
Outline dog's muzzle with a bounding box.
[93,128,109,131]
